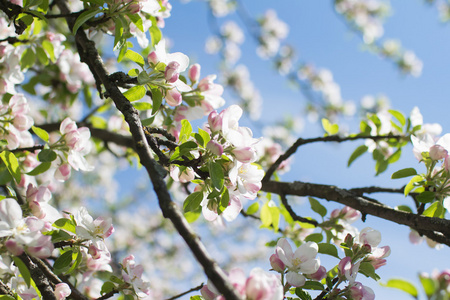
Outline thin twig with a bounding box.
[165,283,204,300]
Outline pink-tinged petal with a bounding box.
[276,238,294,267]
[295,241,318,262]
[437,133,450,151]
[309,266,326,281]
[166,52,190,72]
[166,89,183,106]
[222,195,242,222]
[188,64,201,83]
[200,285,217,300]
[286,271,306,287]
[174,79,192,92]
[0,198,22,228]
[5,239,24,256]
[359,227,381,247]
[60,117,77,134]
[202,206,218,222]
[299,258,320,274]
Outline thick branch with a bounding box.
[263,134,404,182]
[261,180,450,245]
[17,254,56,300]
[54,1,242,298]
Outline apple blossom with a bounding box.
[54,283,71,300]
[275,238,320,287]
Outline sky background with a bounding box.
[151,0,450,298]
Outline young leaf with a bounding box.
[20,47,36,70]
[12,256,31,288]
[124,50,145,67]
[26,162,51,176]
[389,109,406,126]
[151,88,163,115]
[347,145,368,167]
[391,168,417,179]
[32,126,49,142]
[305,233,323,243]
[302,281,324,290]
[246,202,259,215]
[321,118,339,135]
[209,161,224,191]
[37,149,57,162]
[72,8,103,35]
[183,191,204,213]
[416,191,435,203]
[123,85,146,102]
[318,243,339,258]
[179,119,192,143]
[0,151,21,183]
[404,175,424,196]
[422,201,444,218]
[381,279,418,298]
[54,250,74,270]
[308,197,327,218]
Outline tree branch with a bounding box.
[262,134,404,182]
[17,253,56,300]
[165,283,204,300]
[261,180,450,246]
[54,1,242,298]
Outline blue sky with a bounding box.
[159,1,450,298]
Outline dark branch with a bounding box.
[54,0,242,298]
[165,283,204,300]
[261,180,450,246]
[263,134,405,182]
[279,194,319,226]
[17,253,56,300]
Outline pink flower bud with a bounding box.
[54,283,71,300]
[166,89,182,106]
[269,253,285,273]
[208,110,223,132]
[206,140,223,156]
[5,240,23,256]
[164,61,180,83]
[13,114,33,131]
[188,63,201,83]
[148,51,159,65]
[349,283,375,300]
[330,209,340,218]
[232,147,257,163]
[430,144,448,160]
[55,164,71,182]
[88,244,101,259]
[309,266,327,281]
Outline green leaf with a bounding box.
[53,218,76,233]
[149,17,162,47]
[305,233,323,243]
[404,175,424,196]
[184,209,201,223]
[151,88,163,115]
[20,47,36,70]
[35,46,48,65]
[128,68,140,77]
[132,102,152,110]
[389,110,406,126]
[72,8,103,35]
[321,118,339,135]
[260,201,272,227]
[37,149,57,162]
[423,201,444,218]
[124,50,145,67]
[348,145,368,167]
[101,281,116,295]
[209,161,224,191]
[113,17,124,49]
[416,191,435,203]
[12,256,31,288]
[395,205,413,213]
[302,281,324,290]
[183,191,204,213]
[318,243,339,258]
[219,187,230,212]
[54,250,74,271]
[32,126,49,142]
[295,288,312,300]
[419,274,437,297]
[26,162,51,176]
[123,85,146,102]
[391,168,417,179]
[127,13,143,31]
[269,205,280,232]
[42,40,55,62]
[194,133,204,147]
[381,279,418,298]
[0,151,21,183]
[358,262,380,281]
[179,119,192,143]
[308,197,327,218]
[137,71,151,84]
[198,128,211,146]
[246,202,259,215]
[50,229,73,243]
